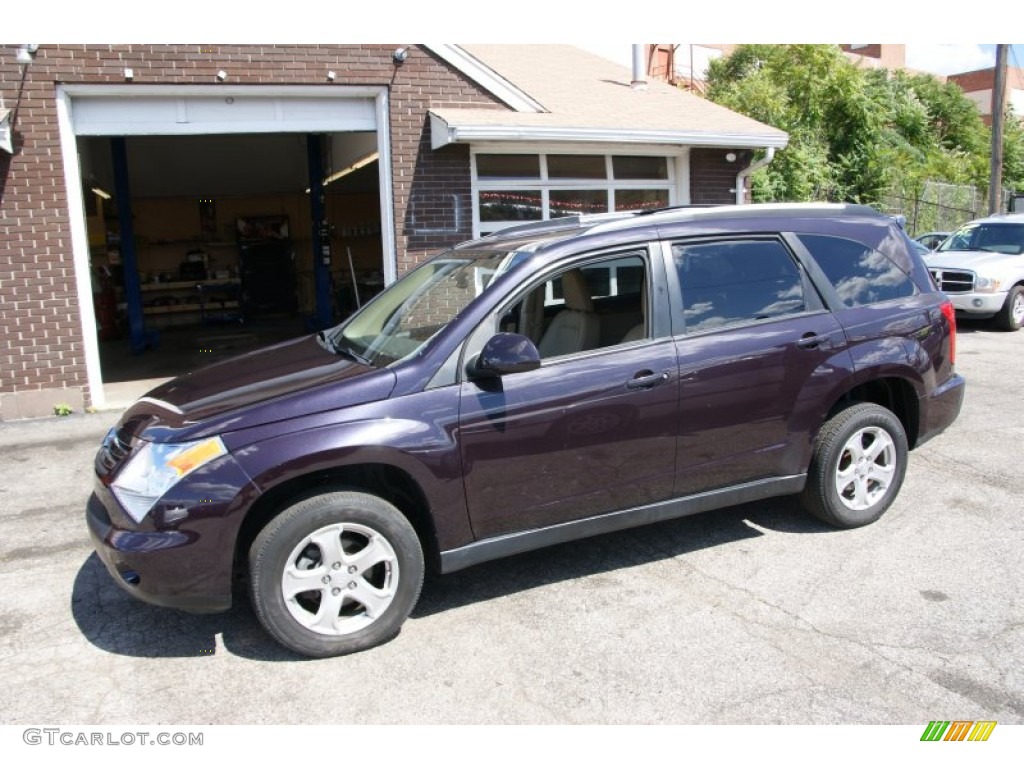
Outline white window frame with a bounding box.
[470,144,689,237]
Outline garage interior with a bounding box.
[77,131,385,403]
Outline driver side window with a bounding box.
[501,252,648,360]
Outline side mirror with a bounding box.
[469,333,541,378]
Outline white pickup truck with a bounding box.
[923,212,1024,331]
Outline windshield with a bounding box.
[936,222,1024,254]
[328,250,513,367]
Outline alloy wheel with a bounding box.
[281,522,400,636]
[833,426,897,511]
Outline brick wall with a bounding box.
[948,67,1024,97]
[948,68,996,93]
[841,44,883,60]
[0,44,504,415]
[840,45,906,71]
[0,53,88,415]
[948,66,1024,126]
[690,148,751,204]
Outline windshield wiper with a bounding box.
[319,331,373,366]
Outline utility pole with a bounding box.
[989,44,1008,214]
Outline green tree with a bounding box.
[1002,112,1024,192]
[707,45,892,202]
[705,44,1020,205]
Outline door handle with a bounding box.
[797,332,828,349]
[626,370,670,390]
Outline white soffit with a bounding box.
[429,113,790,151]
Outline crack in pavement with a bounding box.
[655,551,1021,720]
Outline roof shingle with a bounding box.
[429,45,788,148]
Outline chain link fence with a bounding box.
[882,181,1013,237]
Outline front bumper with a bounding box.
[86,454,259,614]
[946,291,1007,318]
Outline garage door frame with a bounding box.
[56,84,396,411]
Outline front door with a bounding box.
[457,252,678,540]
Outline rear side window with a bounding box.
[799,234,918,307]
[672,239,805,333]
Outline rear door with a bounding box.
[666,236,850,496]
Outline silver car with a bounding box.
[923,214,1024,330]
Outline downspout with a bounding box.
[735,147,775,205]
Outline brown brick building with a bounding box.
[0,44,787,419]
[948,65,1024,126]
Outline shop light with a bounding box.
[305,151,380,193]
[91,186,112,200]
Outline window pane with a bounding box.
[522,254,647,357]
[615,189,669,212]
[547,155,606,179]
[549,190,608,218]
[672,240,805,333]
[616,265,645,295]
[580,266,611,297]
[612,156,668,180]
[798,234,918,307]
[549,267,612,300]
[938,222,1024,254]
[479,190,543,222]
[476,154,541,179]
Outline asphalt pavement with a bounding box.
[0,320,1021,725]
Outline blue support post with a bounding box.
[111,137,154,354]
[307,134,333,329]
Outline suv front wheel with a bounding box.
[249,491,424,658]
[800,403,908,528]
[994,284,1024,331]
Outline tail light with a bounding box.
[939,299,956,366]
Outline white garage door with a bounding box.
[69,85,378,136]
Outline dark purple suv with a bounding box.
[87,203,965,657]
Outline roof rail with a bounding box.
[635,204,724,216]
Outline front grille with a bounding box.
[929,269,974,294]
[95,427,134,477]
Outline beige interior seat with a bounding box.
[620,284,647,343]
[537,269,600,357]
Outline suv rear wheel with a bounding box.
[800,403,908,528]
[249,491,424,658]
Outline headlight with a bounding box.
[111,436,228,523]
[974,276,1002,293]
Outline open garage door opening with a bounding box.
[78,130,385,405]
[57,85,396,411]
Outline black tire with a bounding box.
[800,403,908,529]
[993,285,1024,331]
[249,491,424,658]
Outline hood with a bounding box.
[924,249,1024,274]
[118,334,397,440]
